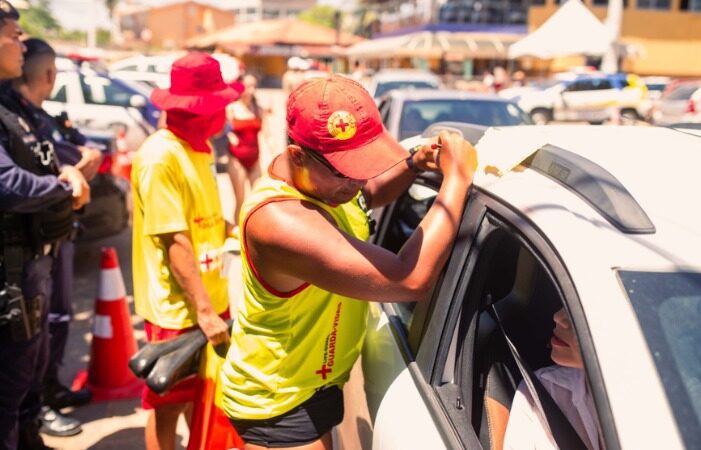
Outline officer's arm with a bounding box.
[0,142,72,212]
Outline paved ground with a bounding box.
[42,89,372,450]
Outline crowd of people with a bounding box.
[1,1,603,449]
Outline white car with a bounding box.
[514,74,647,125]
[109,52,241,89]
[365,69,442,101]
[43,67,160,151]
[360,124,701,449]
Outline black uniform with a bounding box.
[0,75,73,450]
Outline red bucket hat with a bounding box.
[151,52,241,115]
[287,74,407,180]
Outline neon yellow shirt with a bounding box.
[131,129,229,329]
[220,174,370,420]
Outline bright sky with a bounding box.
[48,0,350,31]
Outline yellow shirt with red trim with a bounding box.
[219,174,370,420]
[131,129,229,329]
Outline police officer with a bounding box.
[12,37,100,439]
[0,2,90,449]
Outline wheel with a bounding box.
[530,108,550,125]
[620,109,640,126]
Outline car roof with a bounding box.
[473,125,701,270]
[385,89,513,103]
[371,69,441,83]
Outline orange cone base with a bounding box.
[72,369,143,402]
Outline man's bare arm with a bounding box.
[248,132,475,303]
[161,231,229,345]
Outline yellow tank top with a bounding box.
[220,172,370,420]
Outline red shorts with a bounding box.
[141,310,231,410]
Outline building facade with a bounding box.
[217,0,316,23]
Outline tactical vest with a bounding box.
[0,103,73,250]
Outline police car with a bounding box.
[358,124,701,449]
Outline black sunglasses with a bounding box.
[302,148,350,179]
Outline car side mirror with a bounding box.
[130,95,146,108]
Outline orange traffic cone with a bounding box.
[73,247,142,401]
[113,130,132,181]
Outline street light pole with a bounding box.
[601,0,623,73]
[87,0,97,48]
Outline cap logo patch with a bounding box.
[327,110,357,141]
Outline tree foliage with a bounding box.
[298,5,338,29]
[19,0,60,38]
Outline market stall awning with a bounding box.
[186,18,363,51]
[345,29,523,60]
[508,0,612,59]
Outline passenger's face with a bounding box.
[0,19,24,80]
[550,308,584,369]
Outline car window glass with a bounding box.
[399,99,531,140]
[378,181,438,329]
[378,98,392,127]
[665,85,700,100]
[50,83,67,103]
[618,270,701,448]
[81,75,133,107]
[119,64,138,71]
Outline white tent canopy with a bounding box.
[508,0,612,59]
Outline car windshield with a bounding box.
[618,270,701,448]
[375,80,438,98]
[664,84,701,101]
[398,99,533,140]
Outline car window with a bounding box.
[665,85,701,101]
[376,181,438,329]
[50,83,67,103]
[618,270,701,449]
[378,98,392,127]
[374,80,438,98]
[118,64,138,71]
[399,99,532,140]
[81,75,134,107]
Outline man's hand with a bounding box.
[197,310,230,346]
[435,130,478,181]
[76,146,103,181]
[58,166,90,210]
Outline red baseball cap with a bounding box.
[151,52,240,115]
[287,74,407,180]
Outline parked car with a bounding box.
[43,64,160,151]
[650,81,701,125]
[377,89,533,141]
[75,129,130,242]
[365,69,441,102]
[359,123,701,449]
[109,52,241,89]
[514,73,647,125]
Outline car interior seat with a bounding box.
[469,233,563,450]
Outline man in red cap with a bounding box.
[131,52,240,450]
[218,74,478,449]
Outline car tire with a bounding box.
[530,108,551,125]
[620,109,640,126]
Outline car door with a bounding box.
[42,71,84,121]
[365,180,617,450]
[560,78,615,122]
[442,193,618,450]
[364,173,484,449]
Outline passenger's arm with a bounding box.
[247,131,476,303]
[160,231,230,346]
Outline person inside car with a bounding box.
[218,74,478,450]
[503,308,604,450]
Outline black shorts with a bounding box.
[230,385,344,448]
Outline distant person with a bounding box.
[131,52,238,450]
[219,75,477,449]
[503,308,603,450]
[282,57,307,94]
[493,66,510,92]
[350,60,365,82]
[226,74,268,240]
[12,37,99,438]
